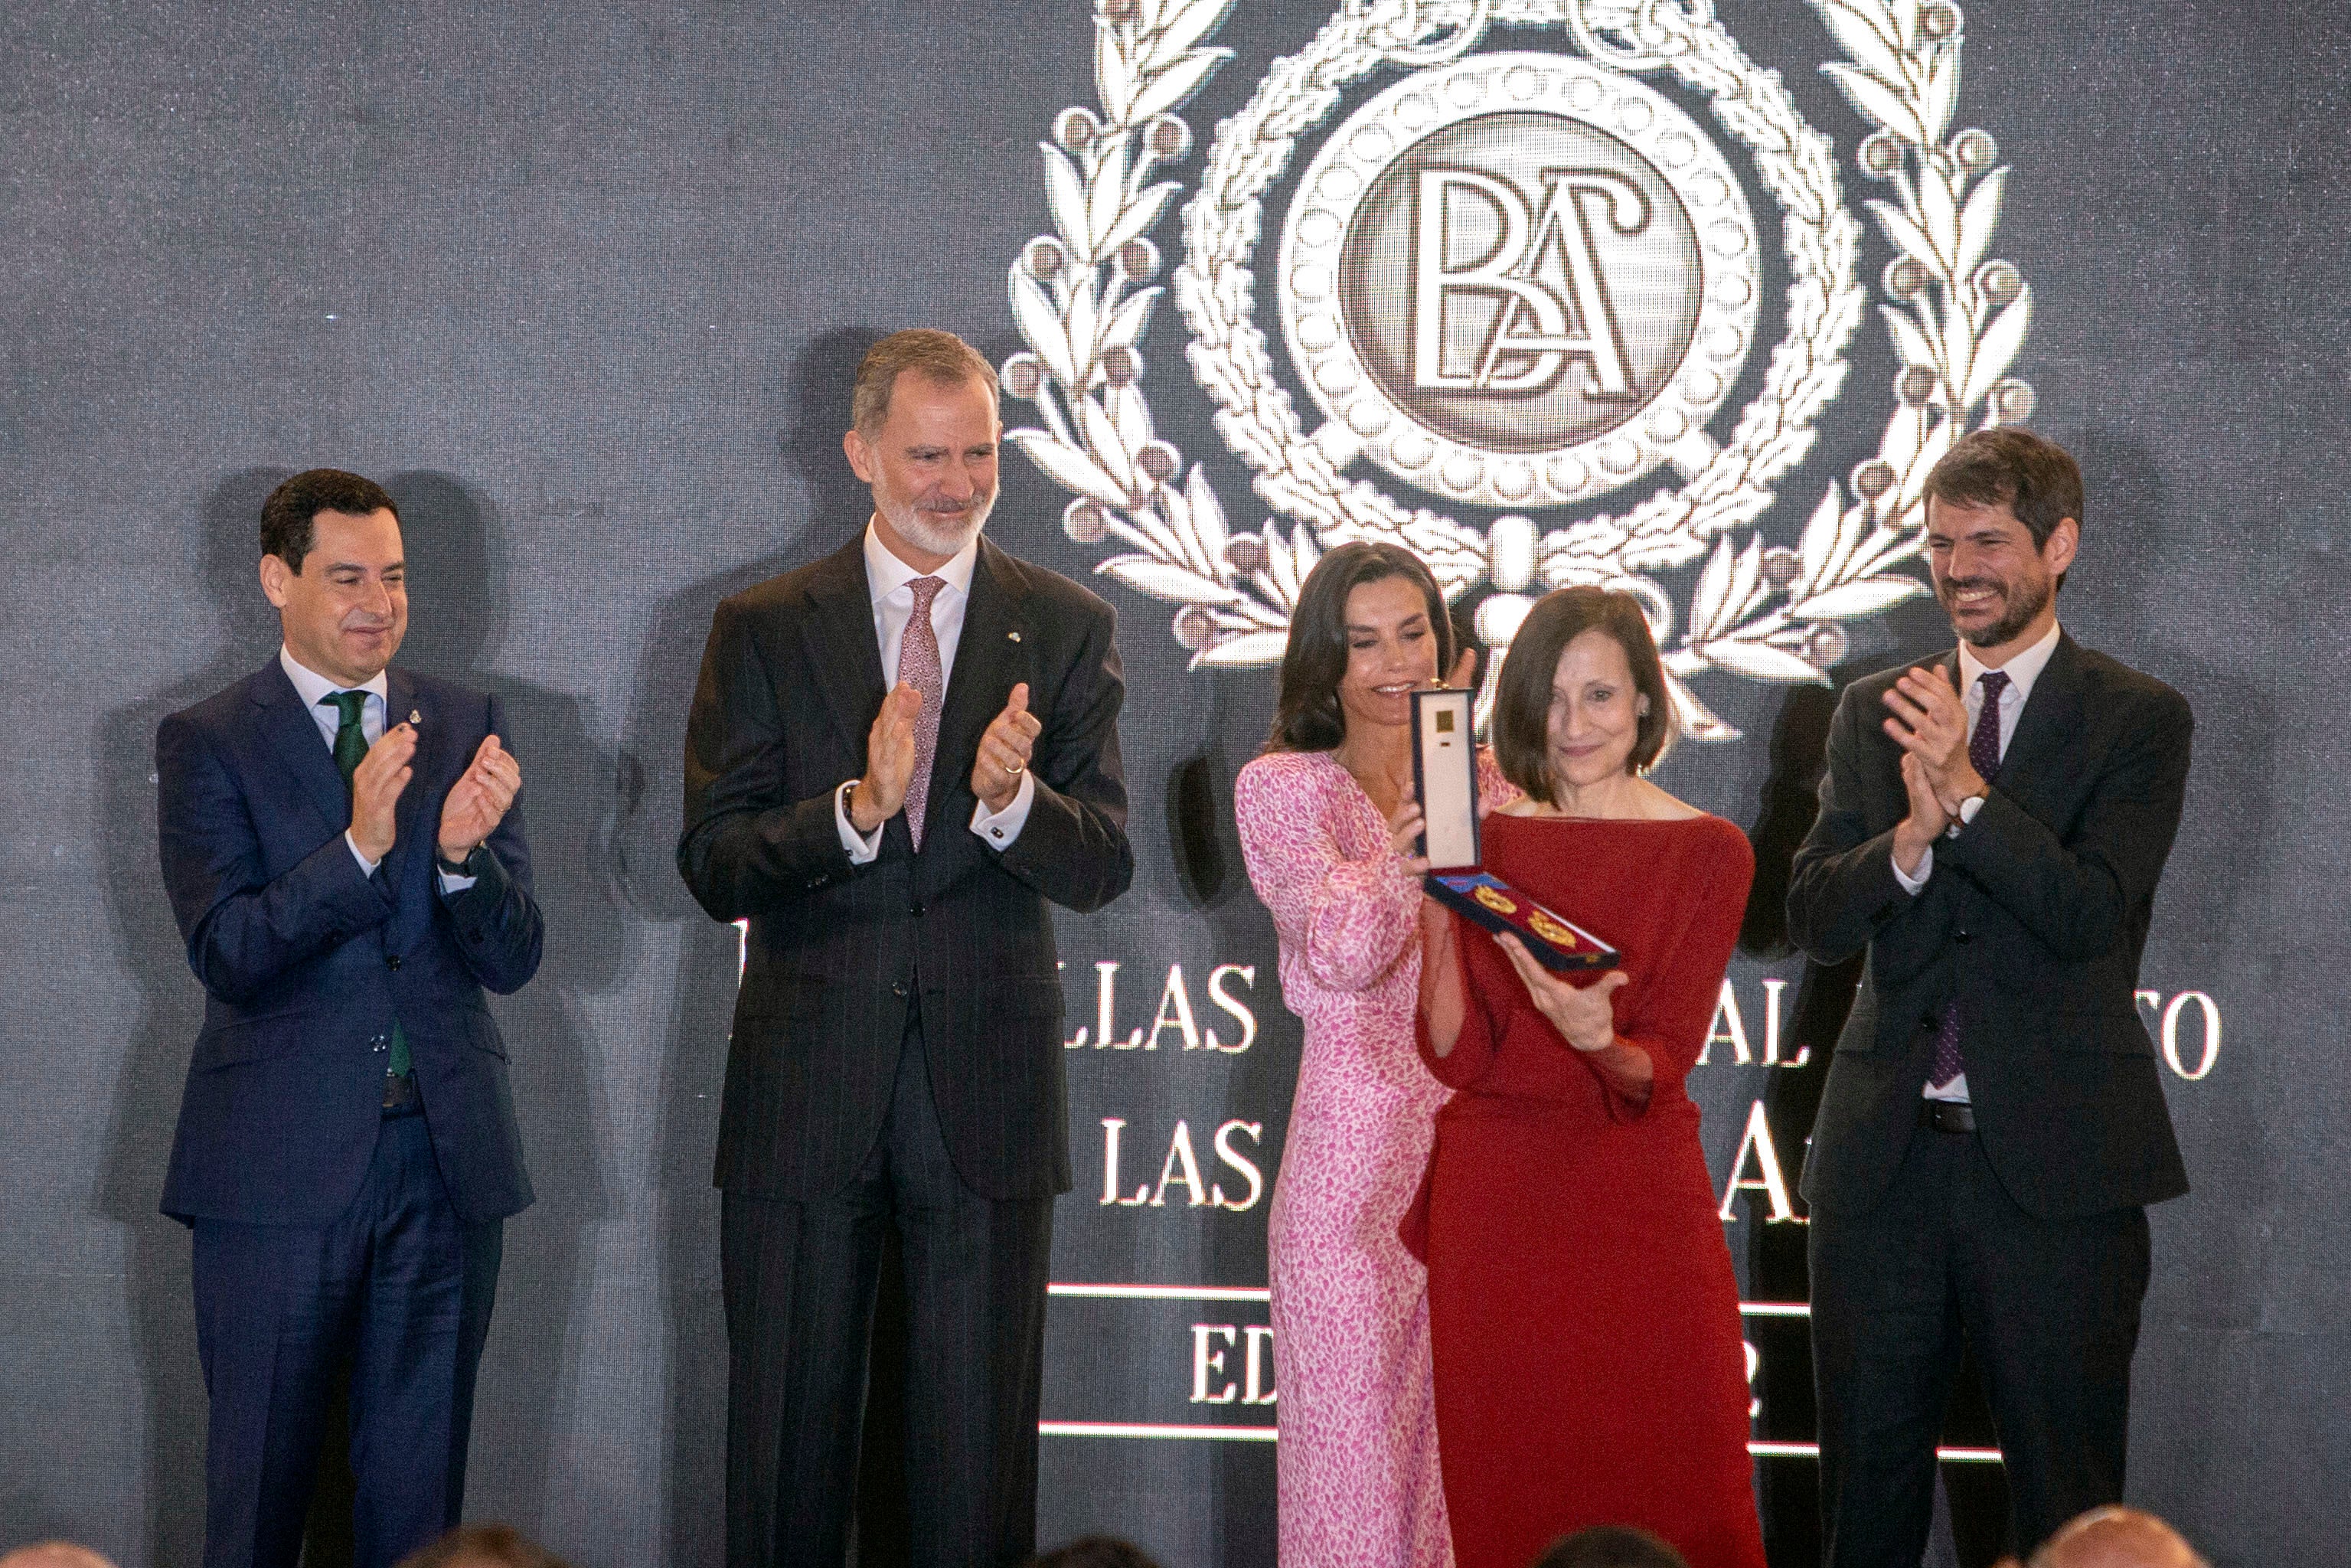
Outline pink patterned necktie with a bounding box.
[900,576,946,848]
[1929,668,2010,1088]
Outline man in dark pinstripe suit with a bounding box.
[679,330,1132,1568]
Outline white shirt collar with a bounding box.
[1958,617,2061,704]
[863,516,979,606]
[279,645,389,707]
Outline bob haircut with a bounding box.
[1491,586,1672,799]
[1265,541,1455,753]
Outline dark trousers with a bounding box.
[721,1019,1054,1568]
[192,1111,503,1568]
[1810,1122,2150,1566]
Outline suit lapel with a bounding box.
[1936,632,2083,795]
[923,540,1029,853]
[798,535,890,757]
[381,667,434,887]
[1990,631,2083,792]
[251,662,354,838]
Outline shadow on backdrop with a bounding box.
[93,467,289,1567]
[613,325,922,1566]
[2062,427,2268,949]
[2061,426,2273,1511]
[388,470,622,1547]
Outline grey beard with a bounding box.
[883,492,993,558]
[1949,574,2050,648]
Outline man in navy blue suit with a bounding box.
[155,469,544,1568]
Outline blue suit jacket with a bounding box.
[156,659,544,1227]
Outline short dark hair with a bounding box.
[1265,541,1457,753]
[1922,426,2082,553]
[851,328,999,437]
[1491,586,1672,799]
[1533,1524,1691,1568]
[260,468,398,573]
[1027,1536,1164,1568]
[393,1524,573,1568]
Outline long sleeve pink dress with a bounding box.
[1234,746,1511,1567]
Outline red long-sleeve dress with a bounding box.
[1413,811,1766,1568]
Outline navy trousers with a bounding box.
[1811,1123,2150,1566]
[193,1111,503,1568]
[720,1018,1055,1568]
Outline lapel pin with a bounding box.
[1007,630,1022,642]
[408,709,423,726]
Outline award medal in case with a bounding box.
[1411,688,1618,974]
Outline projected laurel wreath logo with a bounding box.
[1003,0,2035,740]
[1284,60,1756,508]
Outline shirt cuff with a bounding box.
[970,766,1036,849]
[346,830,381,878]
[436,867,479,895]
[836,779,883,865]
[1892,842,1932,895]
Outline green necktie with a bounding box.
[325,689,368,790]
[323,691,411,1080]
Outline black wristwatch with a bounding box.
[436,844,482,877]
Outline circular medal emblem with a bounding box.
[1002,1,2037,742]
[1280,54,1759,510]
[1528,910,1576,947]
[1472,884,1519,916]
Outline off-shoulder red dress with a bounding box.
[1413,811,1765,1568]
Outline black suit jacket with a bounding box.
[678,532,1132,1203]
[1786,633,2192,1220]
[157,662,544,1226]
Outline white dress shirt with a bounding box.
[834,519,1036,862]
[279,646,475,892]
[1892,618,2061,1102]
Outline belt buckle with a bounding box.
[381,1070,420,1116]
[1920,1099,1974,1135]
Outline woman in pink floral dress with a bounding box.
[1234,542,1500,1566]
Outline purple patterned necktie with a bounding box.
[900,575,946,849]
[1929,668,2010,1089]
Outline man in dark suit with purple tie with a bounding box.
[679,330,1132,1567]
[155,469,543,1568]
[1788,429,2193,1563]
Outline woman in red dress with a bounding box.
[1410,586,1766,1568]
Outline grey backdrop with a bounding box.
[2,3,2346,1566]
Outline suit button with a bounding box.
[1921,1014,1938,1031]
[386,955,403,971]
[1954,929,1971,945]
[909,903,925,918]
[891,981,909,998]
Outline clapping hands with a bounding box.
[436,734,521,863]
